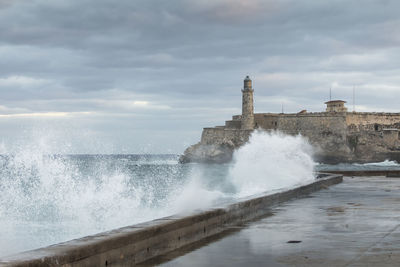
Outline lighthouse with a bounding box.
[241,76,255,130]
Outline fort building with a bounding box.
[325,100,347,113]
[180,76,400,164]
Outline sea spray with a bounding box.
[0,130,317,256]
[168,174,227,212]
[230,131,316,197]
[0,134,186,256]
[0,144,231,256]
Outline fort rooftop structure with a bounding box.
[180,76,400,163]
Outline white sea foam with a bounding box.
[230,131,316,197]
[168,175,226,213]
[0,129,316,256]
[359,160,399,167]
[0,132,171,256]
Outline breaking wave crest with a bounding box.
[0,130,316,256]
[230,131,316,197]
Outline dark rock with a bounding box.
[179,142,234,164]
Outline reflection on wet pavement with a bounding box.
[152,177,400,267]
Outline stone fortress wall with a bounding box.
[181,77,400,163]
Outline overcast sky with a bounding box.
[0,0,399,154]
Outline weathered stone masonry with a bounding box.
[241,76,255,130]
[180,76,400,163]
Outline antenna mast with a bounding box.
[281,102,284,114]
[329,87,332,101]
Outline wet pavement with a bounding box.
[149,177,400,266]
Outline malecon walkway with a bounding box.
[146,177,400,266]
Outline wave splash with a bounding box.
[0,135,184,256]
[230,131,316,197]
[0,130,316,256]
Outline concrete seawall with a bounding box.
[0,174,342,267]
[323,170,400,177]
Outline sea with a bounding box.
[0,131,399,257]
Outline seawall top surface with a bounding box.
[0,175,341,266]
[158,176,400,267]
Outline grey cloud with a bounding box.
[0,0,399,153]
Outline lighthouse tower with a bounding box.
[241,76,255,130]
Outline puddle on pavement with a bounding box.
[327,206,346,212]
